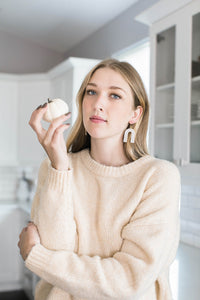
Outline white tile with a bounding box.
[180,194,188,206]
[194,186,200,196]
[194,235,200,248]
[181,185,192,194]
[194,208,200,223]
[180,207,188,219]
[190,195,200,209]
[180,232,195,246]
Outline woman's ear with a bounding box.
[129,106,143,124]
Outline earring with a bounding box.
[123,128,135,143]
[85,129,87,136]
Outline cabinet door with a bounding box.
[190,12,200,163]
[173,4,200,168]
[154,25,176,161]
[151,2,200,168]
[0,80,18,165]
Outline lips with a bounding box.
[90,115,107,122]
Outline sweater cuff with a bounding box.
[25,244,53,277]
[46,165,73,193]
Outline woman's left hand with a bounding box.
[18,222,40,261]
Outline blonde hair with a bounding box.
[66,58,149,161]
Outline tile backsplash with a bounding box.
[180,184,200,248]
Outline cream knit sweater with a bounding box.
[25,149,180,300]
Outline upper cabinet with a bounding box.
[191,11,200,163]
[154,25,176,162]
[0,57,99,167]
[136,0,200,177]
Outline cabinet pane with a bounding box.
[155,127,174,161]
[156,26,176,86]
[190,12,200,163]
[155,87,174,124]
[155,26,176,161]
[191,12,200,78]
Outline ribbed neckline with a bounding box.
[80,149,153,178]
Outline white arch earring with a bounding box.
[123,128,135,143]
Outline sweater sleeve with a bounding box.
[26,161,180,300]
[30,157,77,251]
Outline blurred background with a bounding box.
[0,0,199,299]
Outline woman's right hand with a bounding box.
[29,102,71,171]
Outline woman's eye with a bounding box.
[111,94,121,100]
[86,89,96,95]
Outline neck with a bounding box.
[90,137,130,167]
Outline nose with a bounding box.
[93,92,105,111]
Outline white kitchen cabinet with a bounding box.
[136,0,200,179]
[136,0,200,248]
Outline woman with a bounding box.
[18,59,180,300]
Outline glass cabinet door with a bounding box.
[154,26,176,161]
[190,12,200,163]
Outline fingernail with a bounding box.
[36,105,42,110]
[42,102,47,108]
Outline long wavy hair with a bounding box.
[66,58,149,161]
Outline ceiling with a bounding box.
[0,0,139,53]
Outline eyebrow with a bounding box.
[87,83,127,94]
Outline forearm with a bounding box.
[25,244,146,300]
